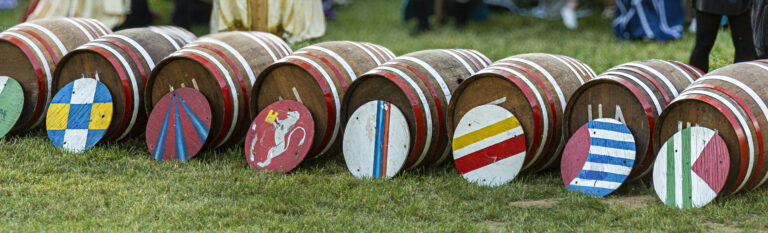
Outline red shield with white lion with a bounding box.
[245,100,315,172]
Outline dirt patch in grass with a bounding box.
[602,195,655,209]
[509,198,562,208]
[480,221,506,230]
[706,222,742,233]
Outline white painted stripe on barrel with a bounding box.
[696,72,768,186]
[346,41,381,65]
[567,56,597,79]
[559,55,589,80]
[442,49,476,75]
[3,31,53,127]
[657,59,695,84]
[102,34,156,69]
[237,31,278,62]
[83,18,110,36]
[251,32,286,57]
[602,71,663,114]
[461,49,489,67]
[303,45,357,81]
[361,42,387,63]
[501,58,567,110]
[63,18,94,41]
[371,43,396,60]
[548,54,584,84]
[376,66,434,167]
[261,32,292,56]
[19,22,67,55]
[623,62,679,96]
[183,48,239,147]
[681,89,755,193]
[397,56,453,101]
[468,49,493,66]
[479,66,549,169]
[88,42,140,140]
[149,28,180,50]
[80,18,108,37]
[286,55,341,156]
[196,38,256,84]
[162,26,195,44]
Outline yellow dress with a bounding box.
[26,0,129,28]
[212,0,325,44]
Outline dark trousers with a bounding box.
[689,10,757,72]
[114,0,152,30]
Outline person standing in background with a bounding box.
[753,0,768,58]
[689,0,757,72]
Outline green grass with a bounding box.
[0,0,763,232]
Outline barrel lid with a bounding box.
[653,126,729,208]
[0,76,23,138]
[343,100,410,179]
[145,88,212,162]
[452,105,526,186]
[561,118,635,197]
[46,78,113,153]
[252,63,331,158]
[245,100,315,173]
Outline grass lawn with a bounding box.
[0,0,764,232]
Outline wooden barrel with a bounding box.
[146,31,291,149]
[655,61,768,195]
[0,17,110,132]
[250,41,395,158]
[52,26,195,141]
[342,49,491,171]
[446,53,595,172]
[563,60,702,179]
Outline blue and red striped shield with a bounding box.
[145,88,212,162]
[561,118,636,196]
[343,100,410,179]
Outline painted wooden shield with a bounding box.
[452,105,526,186]
[653,126,729,209]
[0,76,23,138]
[245,100,314,172]
[46,78,113,153]
[561,118,636,197]
[343,100,410,179]
[145,88,212,162]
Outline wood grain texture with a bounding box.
[145,88,212,162]
[655,61,768,195]
[563,60,700,181]
[54,27,194,142]
[452,105,526,187]
[0,76,24,138]
[343,49,490,170]
[343,100,410,179]
[447,53,595,173]
[252,41,395,159]
[0,18,111,133]
[46,78,113,153]
[245,100,314,173]
[653,126,729,209]
[146,31,290,149]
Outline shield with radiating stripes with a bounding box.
[452,105,526,186]
[145,88,212,162]
[653,126,729,208]
[561,118,636,196]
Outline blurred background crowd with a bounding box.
[0,0,765,72]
